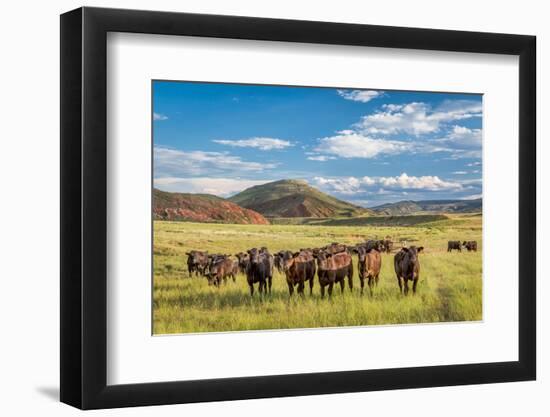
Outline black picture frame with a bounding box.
[60,6,536,410]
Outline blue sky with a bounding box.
[153,81,482,207]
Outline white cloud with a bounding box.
[462,193,483,200]
[307,155,336,162]
[314,132,411,159]
[153,112,168,121]
[453,171,468,175]
[337,89,384,103]
[154,146,276,177]
[154,177,269,197]
[355,100,482,136]
[213,137,293,150]
[443,125,482,147]
[378,173,462,191]
[313,172,462,194]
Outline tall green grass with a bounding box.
[153,216,482,334]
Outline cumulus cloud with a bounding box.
[153,112,168,121]
[154,177,269,197]
[442,125,482,147]
[355,100,482,136]
[313,132,411,159]
[337,89,384,103]
[213,137,293,150]
[154,146,276,178]
[378,173,462,191]
[313,173,462,194]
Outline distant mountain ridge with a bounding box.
[229,179,371,218]
[371,198,482,215]
[153,188,269,224]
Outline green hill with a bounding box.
[372,198,482,215]
[153,188,269,224]
[228,179,371,218]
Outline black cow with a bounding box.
[273,252,284,273]
[394,246,424,295]
[462,241,478,252]
[246,248,273,296]
[447,241,462,252]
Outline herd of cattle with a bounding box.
[184,237,474,297]
[447,240,478,252]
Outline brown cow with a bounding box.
[462,241,478,252]
[357,247,382,295]
[280,250,316,296]
[185,250,209,276]
[394,246,424,295]
[380,238,394,254]
[207,256,235,287]
[322,242,348,255]
[234,252,249,274]
[314,251,354,297]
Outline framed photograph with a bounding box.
[60,6,536,409]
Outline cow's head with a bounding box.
[247,248,260,265]
[278,251,295,272]
[356,246,368,262]
[314,251,331,269]
[406,246,423,263]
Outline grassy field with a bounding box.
[153,214,482,334]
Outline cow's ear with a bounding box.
[293,252,300,257]
[185,252,190,256]
[417,246,424,253]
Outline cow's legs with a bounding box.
[397,276,403,294]
[347,271,353,292]
[413,277,418,294]
[368,276,374,296]
[309,278,314,296]
[360,277,365,295]
[339,279,345,294]
[328,282,334,297]
[320,284,325,298]
[298,281,305,297]
[267,276,272,294]
[287,281,294,297]
[249,281,254,297]
[375,274,379,287]
[403,279,409,295]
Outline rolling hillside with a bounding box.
[228,179,371,218]
[153,188,269,224]
[372,198,482,215]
